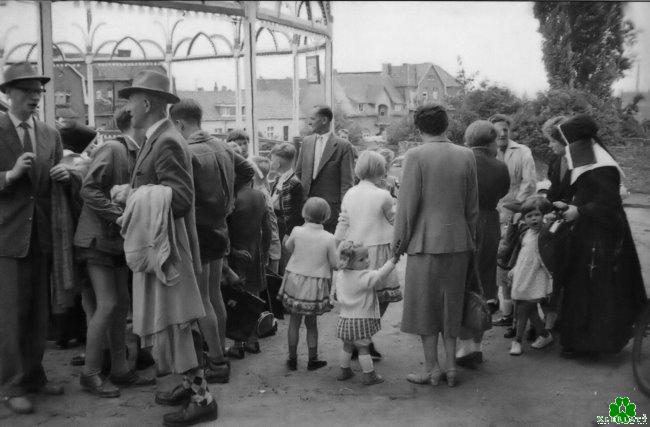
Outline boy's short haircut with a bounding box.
[226,129,249,143]
[270,143,296,161]
[488,114,512,127]
[520,195,553,216]
[169,98,203,125]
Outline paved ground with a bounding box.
[1,195,649,427]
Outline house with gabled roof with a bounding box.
[333,71,408,137]
[382,62,462,110]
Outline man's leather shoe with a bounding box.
[503,327,516,339]
[155,384,191,406]
[80,373,120,398]
[455,352,483,369]
[162,400,218,426]
[205,360,230,384]
[3,396,33,414]
[493,315,513,327]
[27,383,64,395]
[243,342,260,354]
[225,346,245,360]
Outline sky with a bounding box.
[0,1,648,96]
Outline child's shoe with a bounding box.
[509,341,522,356]
[286,357,297,371]
[336,367,354,381]
[362,371,384,386]
[531,333,554,349]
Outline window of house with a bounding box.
[422,92,428,99]
[266,126,275,138]
[54,91,69,106]
[432,88,439,100]
[394,104,403,112]
[378,105,388,117]
[358,103,364,112]
[215,128,223,134]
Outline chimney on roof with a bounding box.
[381,63,392,76]
[213,82,218,91]
[406,64,416,86]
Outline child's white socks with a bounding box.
[340,349,352,369]
[358,354,374,373]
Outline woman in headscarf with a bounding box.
[553,114,646,357]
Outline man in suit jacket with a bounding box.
[119,70,218,425]
[295,105,354,233]
[0,63,69,414]
[170,98,254,384]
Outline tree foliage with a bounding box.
[533,2,635,98]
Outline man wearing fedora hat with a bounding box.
[118,69,218,426]
[0,62,70,414]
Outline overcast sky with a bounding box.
[1,1,648,96]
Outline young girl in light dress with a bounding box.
[279,197,337,371]
[331,241,398,385]
[502,196,555,356]
[334,150,401,360]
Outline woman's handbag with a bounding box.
[462,252,492,333]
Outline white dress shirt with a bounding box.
[8,111,37,156]
[312,131,331,180]
[145,117,167,141]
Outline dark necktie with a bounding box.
[19,121,34,153]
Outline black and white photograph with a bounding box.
[0,1,649,425]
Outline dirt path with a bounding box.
[2,196,649,427]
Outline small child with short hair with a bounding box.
[279,197,338,371]
[503,195,555,356]
[332,241,399,385]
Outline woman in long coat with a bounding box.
[393,104,478,387]
[457,120,510,367]
[553,114,646,357]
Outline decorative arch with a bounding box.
[4,42,36,62]
[109,36,148,59]
[256,27,279,51]
[139,39,166,57]
[186,31,218,57]
[54,41,85,58]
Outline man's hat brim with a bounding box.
[118,86,180,104]
[0,76,51,93]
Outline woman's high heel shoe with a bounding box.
[429,367,443,386]
[445,369,458,387]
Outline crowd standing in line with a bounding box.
[0,63,647,426]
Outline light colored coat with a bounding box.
[393,139,479,255]
[334,180,394,246]
[496,139,537,203]
[333,260,395,319]
[118,184,205,337]
[285,223,338,279]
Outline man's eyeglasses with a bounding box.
[14,87,46,95]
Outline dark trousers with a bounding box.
[0,229,50,397]
[514,300,545,342]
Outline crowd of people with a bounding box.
[0,62,647,426]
